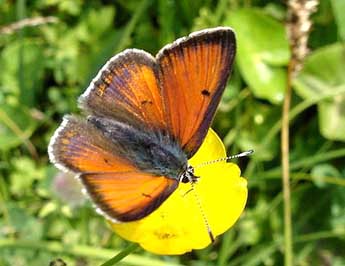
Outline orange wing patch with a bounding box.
[49,116,136,173]
[80,172,178,222]
[157,28,236,157]
[79,49,167,130]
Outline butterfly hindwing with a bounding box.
[80,172,178,222]
[48,115,180,221]
[157,27,236,157]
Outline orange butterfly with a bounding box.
[49,27,236,224]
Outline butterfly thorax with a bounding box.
[88,116,189,180]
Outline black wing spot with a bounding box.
[103,158,110,165]
[141,100,153,105]
[142,193,152,198]
[201,89,211,96]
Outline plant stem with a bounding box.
[100,243,139,266]
[0,239,183,266]
[256,173,345,187]
[281,50,294,266]
[260,148,345,179]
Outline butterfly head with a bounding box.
[179,165,198,183]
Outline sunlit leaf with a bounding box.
[330,0,345,41]
[0,40,45,106]
[294,43,345,141]
[225,8,290,104]
[10,157,45,195]
[237,101,280,161]
[311,164,341,188]
[7,204,43,241]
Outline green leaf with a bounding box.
[10,157,45,196]
[330,0,345,41]
[7,204,43,241]
[0,39,45,106]
[294,43,345,141]
[58,0,82,15]
[82,6,116,41]
[158,0,177,45]
[225,8,290,104]
[237,101,280,161]
[311,164,341,188]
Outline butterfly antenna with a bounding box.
[188,179,215,243]
[194,149,254,169]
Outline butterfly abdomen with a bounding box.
[88,116,188,180]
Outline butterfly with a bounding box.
[48,27,236,223]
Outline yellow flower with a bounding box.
[110,129,248,255]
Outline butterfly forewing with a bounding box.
[157,28,236,157]
[79,49,167,131]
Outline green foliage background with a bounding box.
[1,0,345,265]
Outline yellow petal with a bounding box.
[110,129,248,255]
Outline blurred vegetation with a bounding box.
[0,0,345,265]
